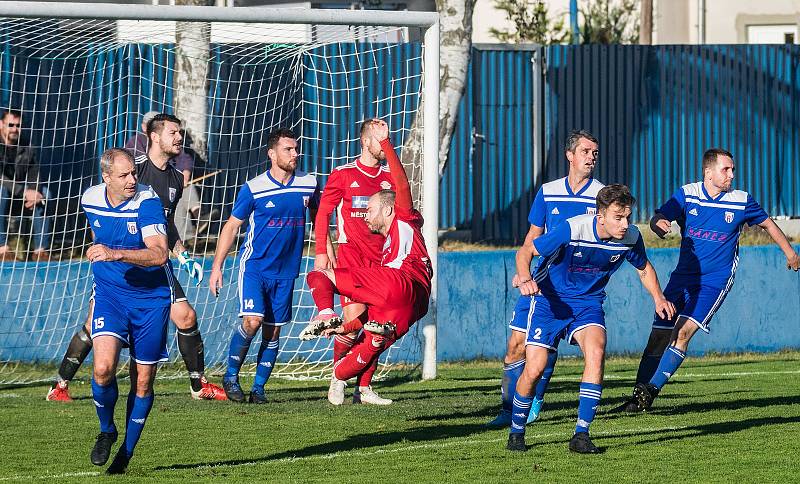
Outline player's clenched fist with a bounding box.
[86,244,119,263]
[512,273,540,296]
[371,119,389,143]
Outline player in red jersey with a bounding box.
[303,119,431,405]
[307,119,395,404]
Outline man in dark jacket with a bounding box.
[0,109,50,261]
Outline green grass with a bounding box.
[3,353,800,482]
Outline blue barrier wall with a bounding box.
[2,247,798,364]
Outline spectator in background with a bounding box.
[0,109,51,262]
[125,111,217,244]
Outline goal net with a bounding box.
[0,5,437,385]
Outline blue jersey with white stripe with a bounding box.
[532,214,648,306]
[529,177,605,230]
[656,182,768,288]
[81,183,172,306]
[231,170,319,279]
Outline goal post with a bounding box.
[0,2,439,383]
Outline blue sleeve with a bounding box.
[231,183,254,221]
[743,194,769,226]
[655,188,685,221]
[625,233,648,270]
[532,220,570,257]
[309,184,321,211]
[138,197,168,237]
[527,188,546,228]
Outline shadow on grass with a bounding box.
[153,422,490,472]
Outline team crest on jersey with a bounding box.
[586,207,596,215]
[380,181,392,190]
[724,211,734,223]
[609,254,621,262]
[127,221,138,235]
[169,187,176,202]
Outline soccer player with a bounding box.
[309,118,396,405]
[46,113,226,402]
[82,148,171,474]
[303,119,432,405]
[614,148,800,412]
[487,130,604,427]
[208,128,319,404]
[505,184,675,454]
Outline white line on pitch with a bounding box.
[463,369,800,384]
[0,471,100,481]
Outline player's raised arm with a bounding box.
[313,175,341,270]
[373,120,412,211]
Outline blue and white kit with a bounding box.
[651,182,768,332]
[231,170,319,324]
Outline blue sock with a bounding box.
[91,378,118,434]
[534,351,558,400]
[501,359,525,413]
[635,354,662,384]
[125,390,135,428]
[123,394,154,457]
[509,393,534,435]
[649,346,686,390]
[576,382,603,434]
[225,324,254,380]
[252,338,279,392]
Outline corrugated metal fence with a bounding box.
[446,44,800,242]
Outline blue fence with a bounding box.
[2,247,798,364]
[442,44,800,242]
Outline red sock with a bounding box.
[356,357,379,387]
[333,334,356,362]
[334,337,380,381]
[306,271,336,312]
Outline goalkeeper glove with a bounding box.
[177,250,204,287]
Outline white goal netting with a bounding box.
[0,13,428,385]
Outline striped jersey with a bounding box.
[528,177,605,230]
[656,182,768,287]
[81,183,172,306]
[231,170,319,279]
[532,214,648,306]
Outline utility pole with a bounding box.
[639,0,652,44]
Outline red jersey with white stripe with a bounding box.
[382,206,432,291]
[315,159,394,263]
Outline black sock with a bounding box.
[177,324,205,392]
[57,326,93,383]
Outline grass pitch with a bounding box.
[2,352,800,482]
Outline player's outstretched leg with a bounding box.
[172,301,227,401]
[48,324,93,402]
[610,328,671,413]
[486,359,523,428]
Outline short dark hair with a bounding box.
[565,129,598,153]
[2,109,22,121]
[702,148,733,173]
[267,128,297,151]
[360,118,378,138]
[146,113,181,138]
[596,184,636,212]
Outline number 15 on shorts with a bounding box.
[93,317,105,330]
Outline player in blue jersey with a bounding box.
[487,130,605,428]
[81,148,171,474]
[612,148,800,413]
[208,128,319,403]
[505,184,675,454]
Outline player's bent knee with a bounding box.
[242,316,263,334]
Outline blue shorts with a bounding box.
[653,276,732,333]
[526,297,605,350]
[509,295,534,332]
[238,271,295,325]
[90,296,170,365]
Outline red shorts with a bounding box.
[334,267,430,337]
[336,243,380,308]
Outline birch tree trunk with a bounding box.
[174,0,213,162]
[402,0,475,201]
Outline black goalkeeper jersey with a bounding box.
[134,154,184,249]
